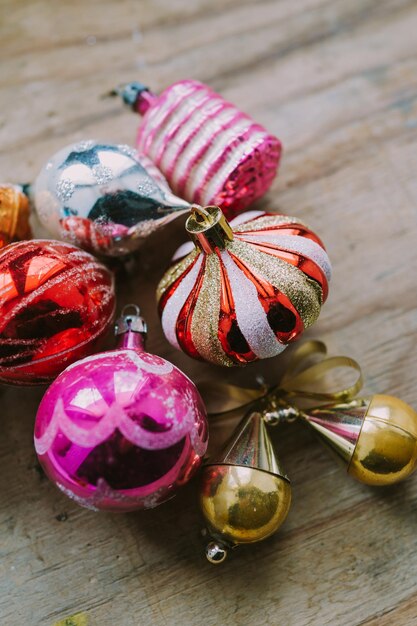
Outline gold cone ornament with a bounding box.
[305,395,417,486]
[200,410,291,564]
[200,341,417,493]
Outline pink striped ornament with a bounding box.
[119,80,282,218]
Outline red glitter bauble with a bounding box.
[0,240,115,384]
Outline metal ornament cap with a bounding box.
[185,205,234,253]
[111,82,151,110]
[200,411,291,546]
[304,394,417,486]
[114,304,147,337]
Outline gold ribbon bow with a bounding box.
[198,340,363,422]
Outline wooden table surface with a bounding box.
[1,1,417,624]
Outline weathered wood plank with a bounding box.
[0,0,417,624]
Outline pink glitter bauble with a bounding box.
[0,240,115,385]
[34,328,208,511]
[124,80,282,218]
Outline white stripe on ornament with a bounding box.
[161,255,203,349]
[152,89,210,163]
[137,82,199,154]
[189,117,254,201]
[173,107,238,192]
[239,232,332,282]
[172,241,195,261]
[234,214,300,233]
[229,211,265,228]
[159,95,226,174]
[200,130,266,205]
[220,251,286,359]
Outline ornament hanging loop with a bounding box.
[115,304,147,336]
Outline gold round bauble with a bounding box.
[200,464,291,545]
[348,394,417,486]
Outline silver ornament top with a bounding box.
[34,140,190,257]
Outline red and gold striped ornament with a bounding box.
[157,207,331,367]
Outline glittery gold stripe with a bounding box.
[233,214,307,233]
[190,253,235,367]
[228,239,322,329]
[156,248,198,302]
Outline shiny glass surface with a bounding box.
[349,394,417,485]
[35,348,208,511]
[0,240,115,384]
[34,142,189,257]
[200,465,291,544]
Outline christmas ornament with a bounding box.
[114,80,282,218]
[34,305,208,512]
[157,206,331,367]
[203,341,417,486]
[0,184,31,248]
[0,240,115,384]
[33,141,189,256]
[200,409,291,564]
[300,395,417,486]
[198,340,417,562]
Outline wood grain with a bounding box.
[1,1,417,624]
